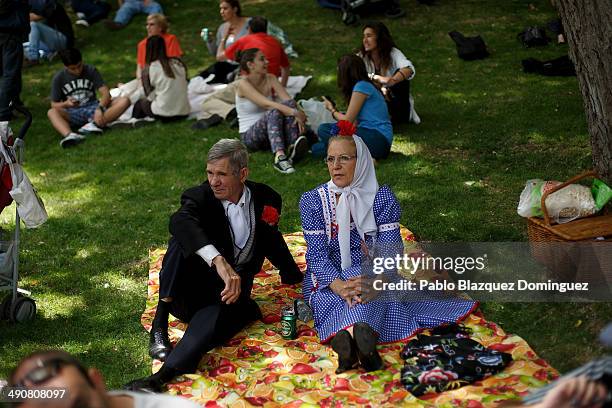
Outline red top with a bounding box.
[225,32,289,77]
[137,33,183,68]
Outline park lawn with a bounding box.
[1,0,610,389]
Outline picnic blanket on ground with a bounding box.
[142,228,558,407]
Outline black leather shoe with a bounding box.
[149,327,172,361]
[353,322,383,372]
[331,329,358,374]
[123,376,162,393]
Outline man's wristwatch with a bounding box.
[98,104,107,113]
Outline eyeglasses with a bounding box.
[13,356,90,388]
[325,155,356,165]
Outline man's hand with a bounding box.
[213,256,241,304]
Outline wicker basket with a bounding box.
[526,170,612,280]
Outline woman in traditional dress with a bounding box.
[299,121,477,373]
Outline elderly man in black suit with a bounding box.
[126,138,302,392]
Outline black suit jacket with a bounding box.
[166,180,301,303]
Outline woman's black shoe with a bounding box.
[353,322,383,372]
[331,329,358,374]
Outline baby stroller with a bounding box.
[0,106,37,323]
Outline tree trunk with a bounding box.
[554,0,612,184]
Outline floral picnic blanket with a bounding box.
[142,229,558,407]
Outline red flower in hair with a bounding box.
[261,205,280,226]
[330,120,357,137]
[337,120,357,136]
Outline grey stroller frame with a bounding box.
[0,106,36,323]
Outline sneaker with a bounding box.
[78,122,103,134]
[75,19,90,27]
[60,133,86,148]
[76,12,86,19]
[133,117,155,127]
[273,154,295,174]
[108,118,135,129]
[288,135,308,164]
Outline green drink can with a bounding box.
[280,306,297,340]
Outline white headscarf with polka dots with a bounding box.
[328,135,379,270]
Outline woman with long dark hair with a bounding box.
[358,21,419,124]
[133,35,190,122]
[315,54,392,160]
[235,48,308,174]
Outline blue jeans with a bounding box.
[313,122,392,160]
[27,22,67,61]
[114,0,163,25]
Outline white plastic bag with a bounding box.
[0,140,48,228]
[297,98,334,135]
[517,179,597,223]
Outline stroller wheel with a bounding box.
[9,296,36,323]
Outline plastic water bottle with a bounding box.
[200,28,209,42]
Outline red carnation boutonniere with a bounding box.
[261,205,280,226]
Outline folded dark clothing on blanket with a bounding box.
[400,324,512,396]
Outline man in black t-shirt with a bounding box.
[24,0,73,66]
[48,48,130,148]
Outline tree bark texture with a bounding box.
[554,0,612,183]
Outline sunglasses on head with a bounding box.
[13,356,91,388]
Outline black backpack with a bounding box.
[522,55,576,76]
[517,26,550,47]
[448,31,489,61]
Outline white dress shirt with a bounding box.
[196,186,252,266]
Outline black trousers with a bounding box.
[71,0,111,24]
[159,239,262,373]
[386,78,411,125]
[0,34,24,121]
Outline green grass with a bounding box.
[1,0,610,388]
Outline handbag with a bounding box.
[297,98,334,135]
[0,138,48,228]
[448,31,489,61]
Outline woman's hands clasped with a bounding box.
[329,276,374,307]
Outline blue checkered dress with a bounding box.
[299,183,477,343]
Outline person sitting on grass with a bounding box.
[358,21,419,125]
[8,349,201,407]
[136,14,183,80]
[316,54,393,160]
[24,0,74,67]
[105,0,163,30]
[124,139,302,393]
[300,124,476,373]
[48,48,130,148]
[132,35,189,122]
[221,16,290,87]
[235,48,308,174]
